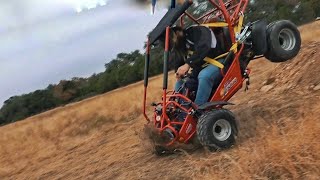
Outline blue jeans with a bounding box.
[175,64,223,106]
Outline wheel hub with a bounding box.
[213,119,232,141]
[279,28,296,51]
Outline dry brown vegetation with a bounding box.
[0,21,319,180]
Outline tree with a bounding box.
[1,0,317,125]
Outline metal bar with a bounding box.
[162,90,170,125]
[184,12,200,24]
[213,8,233,21]
[209,0,222,10]
[228,3,240,13]
[208,0,235,42]
[166,94,193,102]
[166,101,190,112]
[143,86,150,122]
[231,0,249,22]
[143,38,151,122]
[163,52,169,89]
[217,0,235,43]
[163,27,170,90]
[231,1,242,22]
[171,122,184,125]
[198,0,232,23]
[160,27,171,128]
[196,9,216,21]
[203,14,211,23]
[144,38,150,88]
[241,0,249,13]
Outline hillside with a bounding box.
[0,21,319,179]
[2,0,320,125]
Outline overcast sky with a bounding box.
[0,0,166,106]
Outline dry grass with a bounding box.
[299,21,320,42]
[0,21,319,179]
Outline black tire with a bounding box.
[251,20,268,55]
[196,109,238,151]
[264,20,301,62]
[263,20,279,61]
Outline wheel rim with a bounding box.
[212,119,232,141]
[278,28,296,51]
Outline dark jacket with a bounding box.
[173,26,222,75]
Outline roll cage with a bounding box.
[143,0,249,123]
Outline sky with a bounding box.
[0,0,166,107]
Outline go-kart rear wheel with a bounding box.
[196,109,238,151]
[264,20,301,62]
[251,20,268,55]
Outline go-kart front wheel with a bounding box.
[196,109,238,151]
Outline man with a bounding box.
[170,26,224,106]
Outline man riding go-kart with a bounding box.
[170,25,224,106]
[142,0,301,155]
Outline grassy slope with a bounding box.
[0,21,319,179]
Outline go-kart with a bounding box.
[142,0,301,154]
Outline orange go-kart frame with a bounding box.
[143,0,250,146]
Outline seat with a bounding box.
[211,27,233,54]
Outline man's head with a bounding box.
[170,26,186,51]
[167,26,188,69]
[158,26,187,64]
